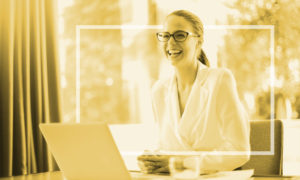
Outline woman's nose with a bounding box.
[167,36,177,46]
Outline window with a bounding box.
[58,0,300,123]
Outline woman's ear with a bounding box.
[196,40,202,49]
[196,41,202,60]
[196,41,202,52]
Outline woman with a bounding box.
[138,10,250,174]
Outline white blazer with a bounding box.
[151,61,250,172]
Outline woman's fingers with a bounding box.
[137,154,171,174]
[139,160,163,168]
[138,154,169,162]
[138,155,159,161]
[138,160,160,174]
[138,160,169,174]
[152,166,169,174]
[138,161,152,173]
[143,161,157,167]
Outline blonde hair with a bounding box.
[168,10,210,67]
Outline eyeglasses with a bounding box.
[156,30,200,42]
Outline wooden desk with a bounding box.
[0,171,298,180]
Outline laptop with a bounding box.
[39,122,132,180]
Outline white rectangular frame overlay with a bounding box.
[75,25,275,156]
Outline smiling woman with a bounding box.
[137,10,250,175]
[161,11,210,68]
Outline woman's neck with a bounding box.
[175,61,198,90]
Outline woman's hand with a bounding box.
[137,152,170,174]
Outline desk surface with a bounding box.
[0,171,299,180]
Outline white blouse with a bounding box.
[151,61,250,172]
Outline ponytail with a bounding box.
[198,49,210,67]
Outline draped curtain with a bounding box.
[0,0,62,177]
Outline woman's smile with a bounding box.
[162,15,199,66]
[167,49,183,58]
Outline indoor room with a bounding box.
[1,0,300,179]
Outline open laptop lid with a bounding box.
[39,122,131,180]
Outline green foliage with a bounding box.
[62,0,129,123]
[219,0,300,119]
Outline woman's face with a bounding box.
[162,15,200,67]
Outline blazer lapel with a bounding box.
[178,62,209,146]
[165,74,192,150]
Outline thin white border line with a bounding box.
[77,25,163,30]
[120,151,273,156]
[76,24,274,30]
[205,25,274,29]
[270,26,275,154]
[76,26,80,123]
[75,25,275,155]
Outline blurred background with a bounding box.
[57,0,300,124]
[1,0,300,177]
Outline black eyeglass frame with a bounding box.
[156,30,200,42]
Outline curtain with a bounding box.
[0,0,62,177]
